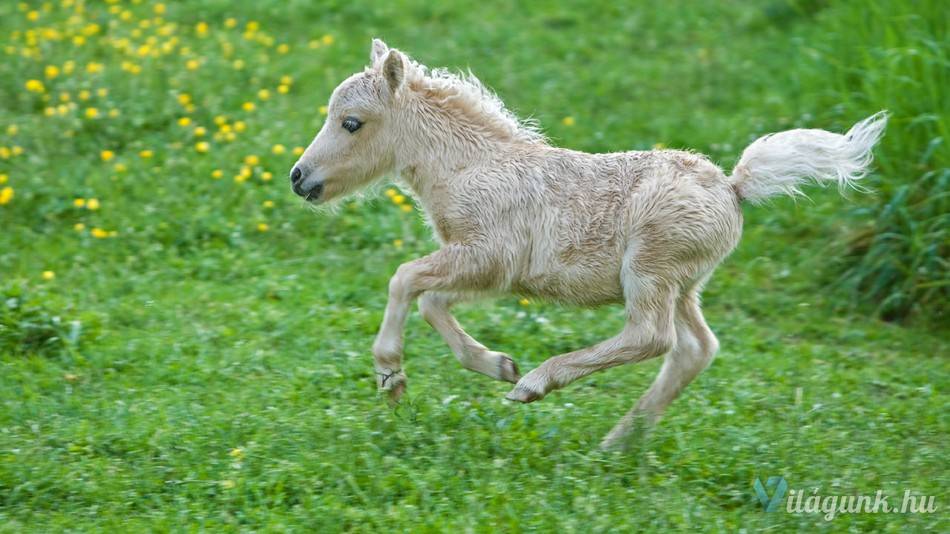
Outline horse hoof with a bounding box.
[387,379,407,405]
[505,383,544,403]
[498,355,521,383]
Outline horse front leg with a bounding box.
[372,245,497,402]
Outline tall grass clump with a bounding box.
[800,0,947,321]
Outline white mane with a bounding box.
[407,62,548,145]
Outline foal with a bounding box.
[290,39,886,448]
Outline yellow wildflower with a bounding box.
[211,169,223,179]
[256,222,268,232]
[195,141,210,153]
[233,121,246,132]
[0,186,13,205]
[229,447,244,459]
[280,75,293,85]
[194,126,207,137]
[6,125,17,135]
[225,18,237,29]
[271,144,286,155]
[393,239,403,249]
[292,146,304,156]
[42,270,55,281]
[392,194,405,204]
[276,44,289,54]
[319,105,328,115]
[321,34,334,45]
[44,65,60,79]
[277,84,289,94]
[100,150,114,161]
[385,188,397,197]
[86,198,99,210]
[178,94,192,106]
[114,163,127,173]
[185,59,199,71]
[85,107,99,119]
[25,79,45,93]
[0,174,6,184]
[242,102,255,112]
[400,204,413,213]
[91,227,109,238]
[97,88,108,98]
[73,198,85,207]
[74,223,85,231]
[78,90,91,101]
[262,200,274,208]
[196,22,208,35]
[561,116,575,126]
[519,298,530,306]
[261,171,273,181]
[244,155,260,166]
[257,89,270,100]
[178,117,191,127]
[139,150,153,159]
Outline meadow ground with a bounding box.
[0,0,947,531]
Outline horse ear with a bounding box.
[382,49,406,92]
[370,38,389,65]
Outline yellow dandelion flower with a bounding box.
[318,105,328,115]
[85,62,103,74]
[277,84,289,94]
[271,144,286,155]
[41,270,55,281]
[78,90,91,101]
[225,18,237,28]
[400,204,413,213]
[244,155,260,166]
[10,146,23,156]
[86,198,99,210]
[233,121,246,132]
[0,174,6,184]
[392,194,406,205]
[308,40,321,49]
[154,3,166,15]
[0,186,13,205]
[242,102,255,112]
[177,94,192,106]
[185,59,200,71]
[232,59,245,70]
[178,117,191,127]
[228,447,244,459]
[239,165,252,178]
[211,169,223,179]
[62,61,75,75]
[220,480,235,489]
[59,92,70,102]
[262,200,274,208]
[26,10,39,21]
[280,75,293,85]
[246,21,260,32]
[393,239,403,249]
[43,107,56,117]
[321,34,334,45]
[97,88,108,98]
[384,188,397,198]
[108,109,120,118]
[213,115,227,125]
[561,116,575,126]
[195,141,210,153]
[261,171,273,181]
[100,150,114,161]
[84,107,99,119]
[25,79,45,93]
[114,163,127,173]
[139,150,153,159]
[292,146,304,156]
[196,22,208,35]
[276,43,289,54]
[519,298,530,306]
[91,227,108,238]
[44,65,59,79]
[0,147,9,159]
[218,123,233,134]
[234,173,248,183]
[224,131,236,142]
[73,198,85,207]
[194,126,207,137]
[257,89,270,100]
[256,222,268,232]
[6,125,17,136]
[74,223,85,231]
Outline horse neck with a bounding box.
[392,98,508,208]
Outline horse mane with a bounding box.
[405,62,548,145]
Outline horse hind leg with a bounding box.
[599,290,719,450]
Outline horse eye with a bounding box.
[342,117,363,133]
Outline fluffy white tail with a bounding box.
[730,112,888,203]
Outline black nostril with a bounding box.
[290,166,302,185]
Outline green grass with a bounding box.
[0,0,947,531]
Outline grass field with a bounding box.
[1,0,947,531]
